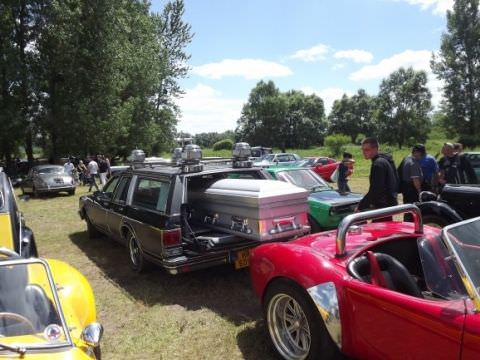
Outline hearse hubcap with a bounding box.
[129,235,140,266]
[267,293,311,360]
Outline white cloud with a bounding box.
[291,44,330,62]
[302,86,353,114]
[334,49,373,63]
[192,59,292,80]
[349,49,432,81]
[175,84,244,134]
[350,49,444,108]
[394,0,453,15]
[332,63,346,71]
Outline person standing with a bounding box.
[337,152,354,193]
[438,142,477,185]
[98,155,109,186]
[399,145,423,204]
[356,138,398,219]
[77,160,88,185]
[63,158,74,176]
[417,144,439,192]
[87,157,99,192]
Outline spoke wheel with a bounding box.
[264,280,338,360]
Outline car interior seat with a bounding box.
[25,284,61,328]
[348,251,423,298]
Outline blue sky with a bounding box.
[150,0,452,135]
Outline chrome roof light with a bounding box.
[232,142,253,168]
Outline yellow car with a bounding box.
[0,171,37,257]
[0,248,103,359]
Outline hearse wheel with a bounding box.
[127,231,147,273]
[264,279,338,360]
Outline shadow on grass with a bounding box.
[69,231,262,326]
[236,320,279,360]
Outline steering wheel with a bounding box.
[0,312,35,333]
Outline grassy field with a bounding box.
[15,133,454,358]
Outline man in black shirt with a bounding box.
[439,142,477,185]
[357,138,398,217]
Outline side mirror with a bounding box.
[81,322,103,347]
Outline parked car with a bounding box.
[253,153,302,167]
[21,165,76,196]
[417,183,480,227]
[464,152,480,179]
[266,166,362,232]
[0,248,103,358]
[249,146,272,161]
[0,170,37,257]
[250,204,480,360]
[79,143,310,274]
[298,156,341,182]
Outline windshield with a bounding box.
[0,260,70,351]
[443,219,480,303]
[276,169,330,191]
[37,167,64,175]
[299,158,315,167]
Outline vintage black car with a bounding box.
[79,144,310,274]
[417,183,480,227]
[0,170,37,257]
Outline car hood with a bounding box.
[309,190,363,206]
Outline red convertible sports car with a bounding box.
[299,157,341,182]
[250,204,480,360]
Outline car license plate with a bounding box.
[234,249,250,269]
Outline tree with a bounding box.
[432,0,480,146]
[33,0,192,160]
[328,90,375,143]
[236,81,326,150]
[375,67,432,148]
[0,1,46,169]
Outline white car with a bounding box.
[253,153,302,167]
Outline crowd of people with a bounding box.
[354,138,478,218]
[63,155,111,192]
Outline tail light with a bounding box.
[162,228,182,247]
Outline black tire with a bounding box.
[308,215,322,234]
[422,214,451,228]
[86,214,101,239]
[68,188,75,195]
[33,186,39,197]
[21,186,25,195]
[127,231,148,273]
[263,279,339,360]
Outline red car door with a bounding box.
[461,301,480,360]
[342,281,465,360]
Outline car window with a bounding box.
[113,176,131,203]
[103,176,120,195]
[132,178,170,212]
[277,155,289,162]
[37,166,64,175]
[319,159,329,165]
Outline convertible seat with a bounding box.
[349,252,423,298]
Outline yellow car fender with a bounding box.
[0,213,14,250]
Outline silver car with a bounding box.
[21,165,76,196]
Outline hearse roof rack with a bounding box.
[129,142,254,173]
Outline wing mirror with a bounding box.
[81,322,104,347]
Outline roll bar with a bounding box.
[0,247,21,258]
[336,204,423,257]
